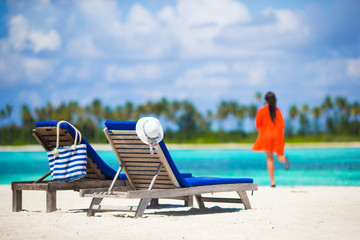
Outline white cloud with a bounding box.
[262,9,301,33]
[248,68,266,86]
[175,64,231,91]
[304,58,354,87]
[176,0,250,27]
[8,15,29,51]
[17,90,42,107]
[347,58,360,78]
[127,4,157,34]
[29,29,61,52]
[75,0,123,39]
[23,58,58,83]
[202,62,228,74]
[232,61,268,86]
[76,0,121,24]
[105,64,163,82]
[66,36,103,58]
[172,0,251,58]
[216,7,309,57]
[8,14,61,53]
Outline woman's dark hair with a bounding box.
[265,91,277,122]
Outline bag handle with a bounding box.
[52,121,82,156]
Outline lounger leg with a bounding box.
[46,190,57,213]
[135,198,152,218]
[195,195,205,208]
[185,195,194,207]
[149,198,159,207]
[87,198,103,217]
[12,190,22,212]
[237,191,251,209]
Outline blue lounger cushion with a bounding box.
[35,121,192,181]
[105,120,253,188]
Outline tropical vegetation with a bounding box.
[0,93,359,145]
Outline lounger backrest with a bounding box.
[33,121,115,180]
[104,121,182,190]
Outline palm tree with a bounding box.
[335,96,350,134]
[111,106,123,120]
[227,101,238,130]
[90,99,103,124]
[235,105,247,132]
[21,105,34,128]
[350,102,360,135]
[298,104,310,135]
[247,104,257,132]
[254,92,262,107]
[216,101,229,131]
[177,101,198,138]
[5,105,12,124]
[285,105,299,136]
[168,100,181,122]
[351,102,360,121]
[0,109,5,125]
[68,101,79,123]
[311,106,322,134]
[321,95,334,133]
[123,101,134,120]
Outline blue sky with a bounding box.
[0,0,359,123]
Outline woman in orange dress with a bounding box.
[252,92,289,187]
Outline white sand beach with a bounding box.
[1,185,359,240]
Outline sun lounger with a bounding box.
[80,120,258,217]
[11,121,129,213]
[11,121,192,213]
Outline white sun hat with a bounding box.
[136,117,164,154]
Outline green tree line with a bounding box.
[0,94,359,145]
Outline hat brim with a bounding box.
[136,117,164,145]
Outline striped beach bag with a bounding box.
[47,121,87,182]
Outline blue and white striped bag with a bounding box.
[47,121,87,182]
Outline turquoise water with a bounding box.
[1,148,359,186]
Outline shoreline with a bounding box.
[1,141,360,151]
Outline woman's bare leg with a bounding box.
[277,154,286,162]
[277,154,290,170]
[265,151,276,186]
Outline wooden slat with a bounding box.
[111,138,139,141]
[105,127,180,190]
[112,139,143,144]
[136,184,174,189]
[123,157,160,162]
[126,166,160,171]
[127,183,258,199]
[93,205,138,212]
[114,144,149,149]
[131,175,171,180]
[124,162,160,167]
[199,197,243,203]
[120,153,159,158]
[116,149,151,154]
[132,179,173,184]
[40,135,70,141]
[110,130,137,135]
[127,170,169,175]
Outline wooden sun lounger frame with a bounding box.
[11,125,127,213]
[80,128,257,218]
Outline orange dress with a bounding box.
[252,105,285,155]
